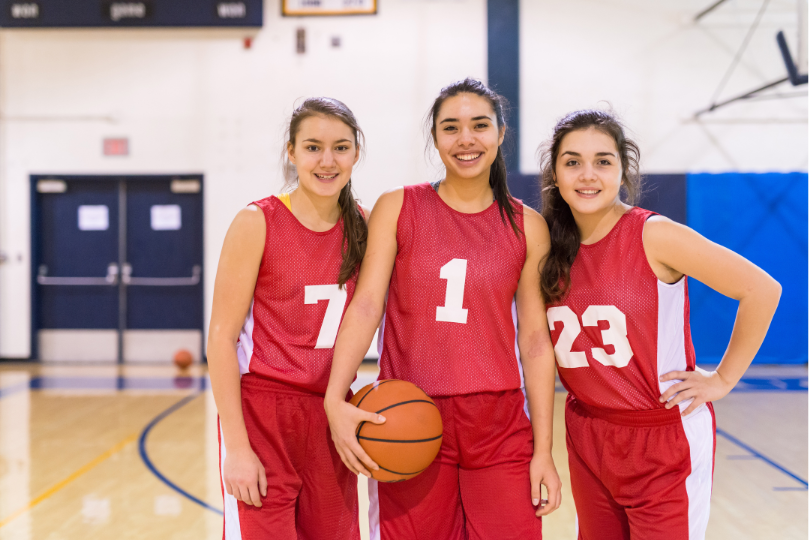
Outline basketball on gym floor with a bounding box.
[173,349,193,370]
[349,379,443,482]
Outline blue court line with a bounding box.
[0,376,207,399]
[716,428,808,489]
[0,381,29,399]
[732,378,807,391]
[138,392,224,515]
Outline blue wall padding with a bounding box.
[687,172,807,364]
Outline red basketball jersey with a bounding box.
[378,183,527,397]
[546,207,697,411]
[236,194,357,394]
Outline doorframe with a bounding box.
[30,174,205,362]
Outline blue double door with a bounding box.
[32,175,204,362]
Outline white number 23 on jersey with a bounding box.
[546,305,634,369]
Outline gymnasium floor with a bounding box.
[0,362,805,540]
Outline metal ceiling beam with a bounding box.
[695,0,731,22]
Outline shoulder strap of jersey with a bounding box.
[276,192,292,211]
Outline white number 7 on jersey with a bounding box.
[305,285,348,349]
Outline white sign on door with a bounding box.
[150,205,182,231]
[78,205,109,231]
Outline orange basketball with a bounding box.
[349,379,443,482]
[173,349,193,370]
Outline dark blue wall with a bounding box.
[487,0,521,174]
[639,174,687,224]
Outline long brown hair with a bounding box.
[538,109,642,304]
[283,97,367,287]
[426,78,522,236]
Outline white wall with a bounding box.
[520,0,808,174]
[0,0,487,357]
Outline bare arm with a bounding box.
[644,217,782,415]
[207,205,267,506]
[324,188,403,477]
[516,206,562,516]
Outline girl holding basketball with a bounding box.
[208,98,369,540]
[324,78,562,540]
[538,109,781,540]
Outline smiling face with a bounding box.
[433,93,505,183]
[553,127,624,216]
[288,114,359,199]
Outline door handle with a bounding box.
[37,263,119,286]
[122,264,201,286]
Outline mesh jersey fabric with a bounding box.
[379,183,527,396]
[547,207,697,411]
[237,194,357,394]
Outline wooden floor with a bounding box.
[0,363,805,540]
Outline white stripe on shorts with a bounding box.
[682,404,714,540]
[368,478,380,540]
[219,420,243,540]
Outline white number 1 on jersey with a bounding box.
[305,284,348,349]
[436,258,468,324]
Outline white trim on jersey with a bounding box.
[368,478,381,540]
[219,420,243,539]
[371,313,383,540]
[236,300,255,375]
[656,279,694,412]
[376,313,386,369]
[511,299,525,390]
[682,405,714,539]
[520,387,531,420]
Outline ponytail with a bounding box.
[490,145,521,237]
[337,180,368,286]
[538,183,580,303]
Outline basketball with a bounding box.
[173,349,193,370]
[349,379,443,483]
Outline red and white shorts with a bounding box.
[219,375,360,540]
[370,388,542,540]
[565,395,716,540]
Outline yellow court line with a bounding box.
[0,432,138,528]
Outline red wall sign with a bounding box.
[103,138,129,156]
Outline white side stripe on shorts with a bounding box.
[220,420,243,540]
[368,478,380,540]
[682,405,714,540]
